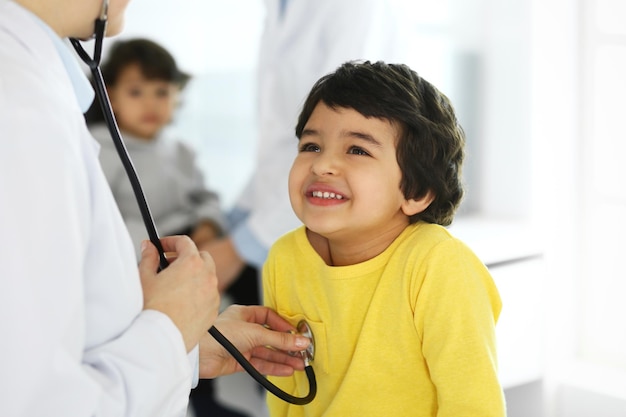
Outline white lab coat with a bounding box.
[233,0,409,255]
[0,2,193,416]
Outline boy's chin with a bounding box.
[123,127,160,141]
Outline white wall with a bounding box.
[532,0,626,415]
[119,0,264,73]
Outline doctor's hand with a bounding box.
[198,305,311,379]
[139,236,220,353]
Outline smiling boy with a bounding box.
[263,61,505,417]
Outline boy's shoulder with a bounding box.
[274,225,305,244]
[400,222,476,258]
[173,138,197,158]
[268,226,307,255]
[405,222,455,245]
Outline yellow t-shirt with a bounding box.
[263,222,505,417]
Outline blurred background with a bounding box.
[96,0,626,415]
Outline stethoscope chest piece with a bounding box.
[297,320,315,363]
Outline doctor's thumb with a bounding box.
[138,240,160,275]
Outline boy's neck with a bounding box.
[120,127,160,142]
[306,222,408,266]
[306,230,334,265]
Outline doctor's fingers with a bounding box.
[216,305,311,354]
[144,251,220,352]
[162,249,218,296]
[139,240,218,301]
[138,237,215,280]
[137,259,220,351]
[158,235,201,258]
[247,346,307,376]
[137,236,200,275]
[253,306,301,334]
[156,235,217,279]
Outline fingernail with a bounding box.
[295,337,309,348]
[141,240,148,253]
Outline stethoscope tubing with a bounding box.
[69,15,316,406]
[71,43,169,270]
[208,326,317,405]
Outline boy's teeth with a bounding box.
[312,191,343,200]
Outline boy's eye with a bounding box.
[299,142,320,152]
[348,146,370,156]
[128,87,142,97]
[156,88,170,98]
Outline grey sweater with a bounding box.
[90,123,225,259]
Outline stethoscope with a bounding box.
[69,0,316,406]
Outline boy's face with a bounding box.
[107,63,179,140]
[289,102,428,249]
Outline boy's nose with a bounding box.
[311,152,340,176]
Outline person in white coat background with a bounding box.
[201,0,410,297]
[0,0,311,416]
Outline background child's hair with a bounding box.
[85,38,190,124]
[295,60,465,226]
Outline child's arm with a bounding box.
[190,220,222,247]
[416,238,506,417]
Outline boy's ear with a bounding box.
[401,190,435,217]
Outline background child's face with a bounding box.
[107,63,180,140]
[288,102,418,243]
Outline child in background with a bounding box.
[86,38,249,417]
[263,61,506,417]
[87,38,226,259]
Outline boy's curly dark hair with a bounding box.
[85,38,190,124]
[295,61,465,226]
[101,38,190,88]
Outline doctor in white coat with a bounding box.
[0,0,311,416]
[203,0,410,289]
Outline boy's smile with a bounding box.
[289,102,429,265]
[306,184,347,206]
